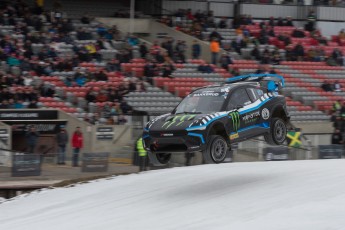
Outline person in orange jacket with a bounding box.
[72,127,83,167]
[210,38,220,65]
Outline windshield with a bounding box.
[175,90,227,114]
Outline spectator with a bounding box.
[139,42,148,58]
[27,100,38,108]
[305,9,316,32]
[106,59,120,72]
[71,126,83,167]
[292,28,305,38]
[331,129,343,145]
[332,48,343,66]
[230,67,240,76]
[321,80,333,92]
[219,52,233,70]
[56,125,68,165]
[269,67,277,74]
[161,37,174,58]
[192,40,201,59]
[268,17,275,27]
[209,29,222,42]
[284,16,294,27]
[339,29,345,40]
[333,80,342,92]
[120,101,132,114]
[333,99,342,112]
[218,17,228,29]
[278,32,291,46]
[127,35,139,47]
[162,64,174,78]
[210,38,220,65]
[95,70,108,81]
[14,99,24,108]
[0,100,9,108]
[251,45,261,61]
[293,43,305,61]
[271,53,281,65]
[25,126,39,153]
[198,63,214,73]
[96,91,108,102]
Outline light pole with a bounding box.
[129,0,135,35]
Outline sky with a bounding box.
[1,159,345,230]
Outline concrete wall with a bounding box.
[90,124,132,154]
[97,17,213,62]
[97,18,151,34]
[0,121,11,150]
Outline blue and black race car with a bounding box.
[143,74,290,165]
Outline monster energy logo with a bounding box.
[162,115,196,129]
[229,111,240,132]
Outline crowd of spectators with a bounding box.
[0,1,152,124]
[160,9,345,66]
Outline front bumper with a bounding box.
[143,131,206,153]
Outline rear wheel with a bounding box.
[147,151,171,166]
[264,117,287,145]
[202,135,228,164]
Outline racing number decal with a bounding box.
[228,111,240,132]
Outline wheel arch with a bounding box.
[271,104,289,123]
[207,121,230,145]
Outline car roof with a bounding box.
[192,82,260,93]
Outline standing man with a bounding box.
[25,126,39,153]
[56,125,68,165]
[71,127,83,167]
[331,129,343,145]
[136,137,147,171]
[192,40,201,59]
[210,38,220,65]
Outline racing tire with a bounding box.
[202,135,228,164]
[147,151,171,166]
[264,117,287,145]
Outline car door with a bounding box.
[245,87,271,136]
[226,87,254,142]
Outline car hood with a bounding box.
[146,112,228,132]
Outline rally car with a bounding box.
[142,74,290,165]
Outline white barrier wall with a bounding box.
[162,0,208,13]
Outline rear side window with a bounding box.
[227,88,251,110]
[247,88,264,101]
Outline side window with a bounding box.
[227,88,252,110]
[247,88,264,101]
[247,88,258,101]
[256,88,264,97]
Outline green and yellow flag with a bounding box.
[286,131,302,148]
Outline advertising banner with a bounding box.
[0,110,58,120]
[264,146,289,161]
[319,145,343,159]
[82,152,109,172]
[12,154,41,177]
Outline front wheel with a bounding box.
[264,117,287,145]
[147,151,171,166]
[202,135,229,164]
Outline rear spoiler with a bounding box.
[225,74,285,89]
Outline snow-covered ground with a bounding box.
[1,159,345,230]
